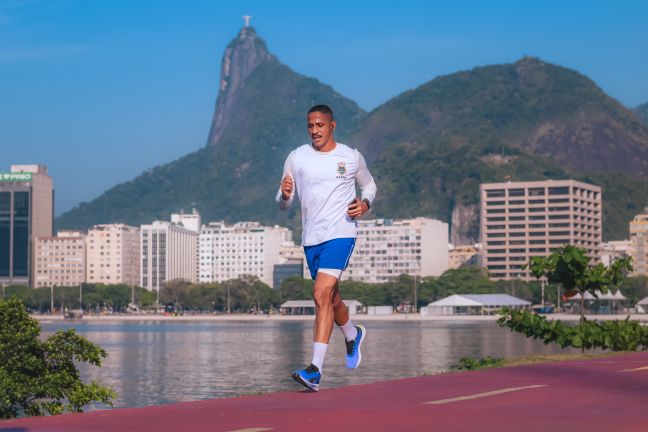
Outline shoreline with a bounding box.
[31,312,648,323]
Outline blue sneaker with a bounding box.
[292,363,321,391]
[345,324,366,369]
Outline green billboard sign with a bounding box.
[0,172,33,182]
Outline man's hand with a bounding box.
[347,197,369,219]
[280,175,293,200]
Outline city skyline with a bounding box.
[2,1,648,215]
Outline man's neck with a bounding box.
[312,139,337,153]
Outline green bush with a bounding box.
[0,297,116,418]
[453,356,503,371]
[497,308,648,351]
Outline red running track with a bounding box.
[3,352,648,432]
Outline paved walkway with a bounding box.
[3,352,648,432]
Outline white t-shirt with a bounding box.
[276,143,377,246]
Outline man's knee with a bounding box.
[313,287,332,307]
[313,280,336,308]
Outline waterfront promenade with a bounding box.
[3,351,647,431]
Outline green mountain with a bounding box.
[636,102,648,125]
[58,30,648,244]
[56,27,365,233]
[351,57,648,242]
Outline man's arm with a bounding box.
[276,151,296,211]
[348,150,376,219]
[356,150,376,209]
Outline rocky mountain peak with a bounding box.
[206,26,277,147]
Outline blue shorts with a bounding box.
[303,238,356,280]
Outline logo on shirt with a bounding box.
[336,162,347,176]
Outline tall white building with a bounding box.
[33,231,85,288]
[346,217,449,283]
[198,221,293,287]
[86,224,140,286]
[141,221,197,292]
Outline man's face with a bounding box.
[307,112,335,148]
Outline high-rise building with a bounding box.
[479,179,602,280]
[171,209,201,280]
[346,217,449,283]
[33,231,85,288]
[0,165,53,287]
[86,224,140,286]
[198,221,293,287]
[629,209,648,276]
[141,221,197,292]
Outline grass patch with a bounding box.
[451,351,626,372]
[419,351,628,375]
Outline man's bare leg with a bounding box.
[313,272,339,343]
[332,281,349,327]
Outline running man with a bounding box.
[277,104,377,391]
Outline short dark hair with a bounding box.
[308,104,334,120]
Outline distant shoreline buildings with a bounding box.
[5,164,648,291]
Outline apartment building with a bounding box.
[480,179,602,280]
[141,221,197,292]
[630,209,648,276]
[198,221,293,287]
[346,217,449,283]
[87,224,140,286]
[601,240,632,268]
[33,231,85,287]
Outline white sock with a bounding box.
[339,319,358,342]
[311,342,328,372]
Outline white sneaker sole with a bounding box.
[292,372,320,391]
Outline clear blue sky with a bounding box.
[2,0,647,215]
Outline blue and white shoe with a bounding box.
[345,324,366,369]
[292,363,321,391]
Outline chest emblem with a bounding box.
[336,162,347,176]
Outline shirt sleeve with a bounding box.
[276,150,296,210]
[355,149,377,206]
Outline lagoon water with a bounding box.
[41,319,575,409]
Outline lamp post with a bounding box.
[227,284,231,314]
[413,274,418,314]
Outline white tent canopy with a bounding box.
[425,294,530,316]
[637,296,648,306]
[569,290,626,301]
[427,294,482,307]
